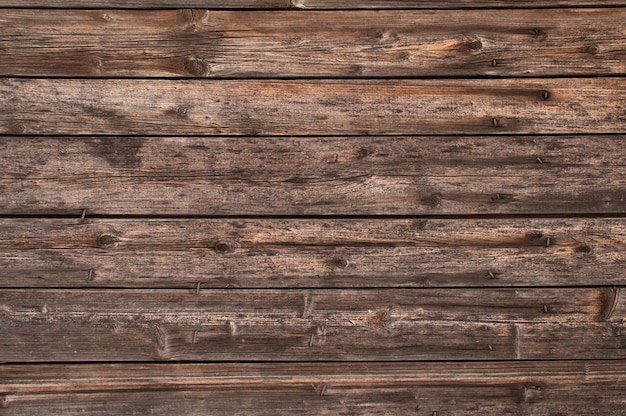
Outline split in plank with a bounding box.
[0,288,623,361]
[2,135,626,215]
[1,361,626,415]
[1,218,625,288]
[1,78,625,135]
[1,9,625,78]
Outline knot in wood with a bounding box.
[214,241,234,254]
[97,234,118,248]
[328,257,349,270]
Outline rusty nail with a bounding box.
[192,330,198,344]
[545,237,551,247]
[541,90,550,100]
[487,271,496,279]
[536,156,544,164]
[87,269,94,281]
[543,304,549,313]
[488,344,494,351]
[492,118,499,127]
[196,282,201,294]
[309,333,314,347]
[80,209,86,220]
[491,59,498,67]
[320,383,327,396]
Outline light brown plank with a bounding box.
[1,78,625,136]
[1,9,624,77]
[2,361,626,415]
[1,218,624,288]
[0,289,623,362]
[2,136,626,215]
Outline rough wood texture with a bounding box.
[1,361,625,415]
[2,136,626,215]
[1,78,625,136]
[1,218,624,288]
[0,0,624,8]
[0,288,623,362]
[1,9,624,78]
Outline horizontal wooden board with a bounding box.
[1,9,624,77]
[2,135,626,215]
[0,0,625,8]
[1,79,625,135]
[1,218,625,288]
[0,288,624,361]
[2,361,626,415]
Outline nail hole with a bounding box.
[541,90,550,100]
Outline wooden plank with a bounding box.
[2,362,626,415]
[1,78,625,136]
[2,135,626,215]
[1,9,625,78]
[0,288,623,361]
[1,218,625,288]
[0,0,624,8]
[0,1,292,8]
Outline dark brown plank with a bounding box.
[2,361,626,415]
[2,136,626,215]
[1,218,624,288]
[0,288,623,361]
[1,78,625,136]
[1,9,625,77]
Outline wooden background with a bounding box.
[1,1,626,415]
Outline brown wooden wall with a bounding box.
[1,1,626,415]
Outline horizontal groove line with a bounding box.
[2,358,624,366]
[3,133,626,138]
[3,213,626,220]
[2,286,625,290]
[1,6,626,10]
[2,75,626,81]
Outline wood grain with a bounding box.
[0,288,623,362]
[1,218,624,288]
[1,78,625,136]
[0,0,624,8]
[1,9,624,77]
[2,135,626,215]
[1,361,625,415]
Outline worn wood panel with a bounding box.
[0,288,623,361]
[0,0,624,8]
[1,218,624,288]
[0,1,292,8]
[2,361,626,415]
[1,78,625,136]
[2,135,626,215]
[1,9,624,78]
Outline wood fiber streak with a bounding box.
[0,289,623,362]
[1,362,626,415]
[0,218,624,288]
[0,9,624,77]
[1,78,625,135]
[2,135,626,215]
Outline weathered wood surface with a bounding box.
[1,9,624,78]
[0,288,623,361]
[1,78,625,136]
[1,218,624,288]
[1,361,625,415]
[0,0,624,8]
[2,136,626,215]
